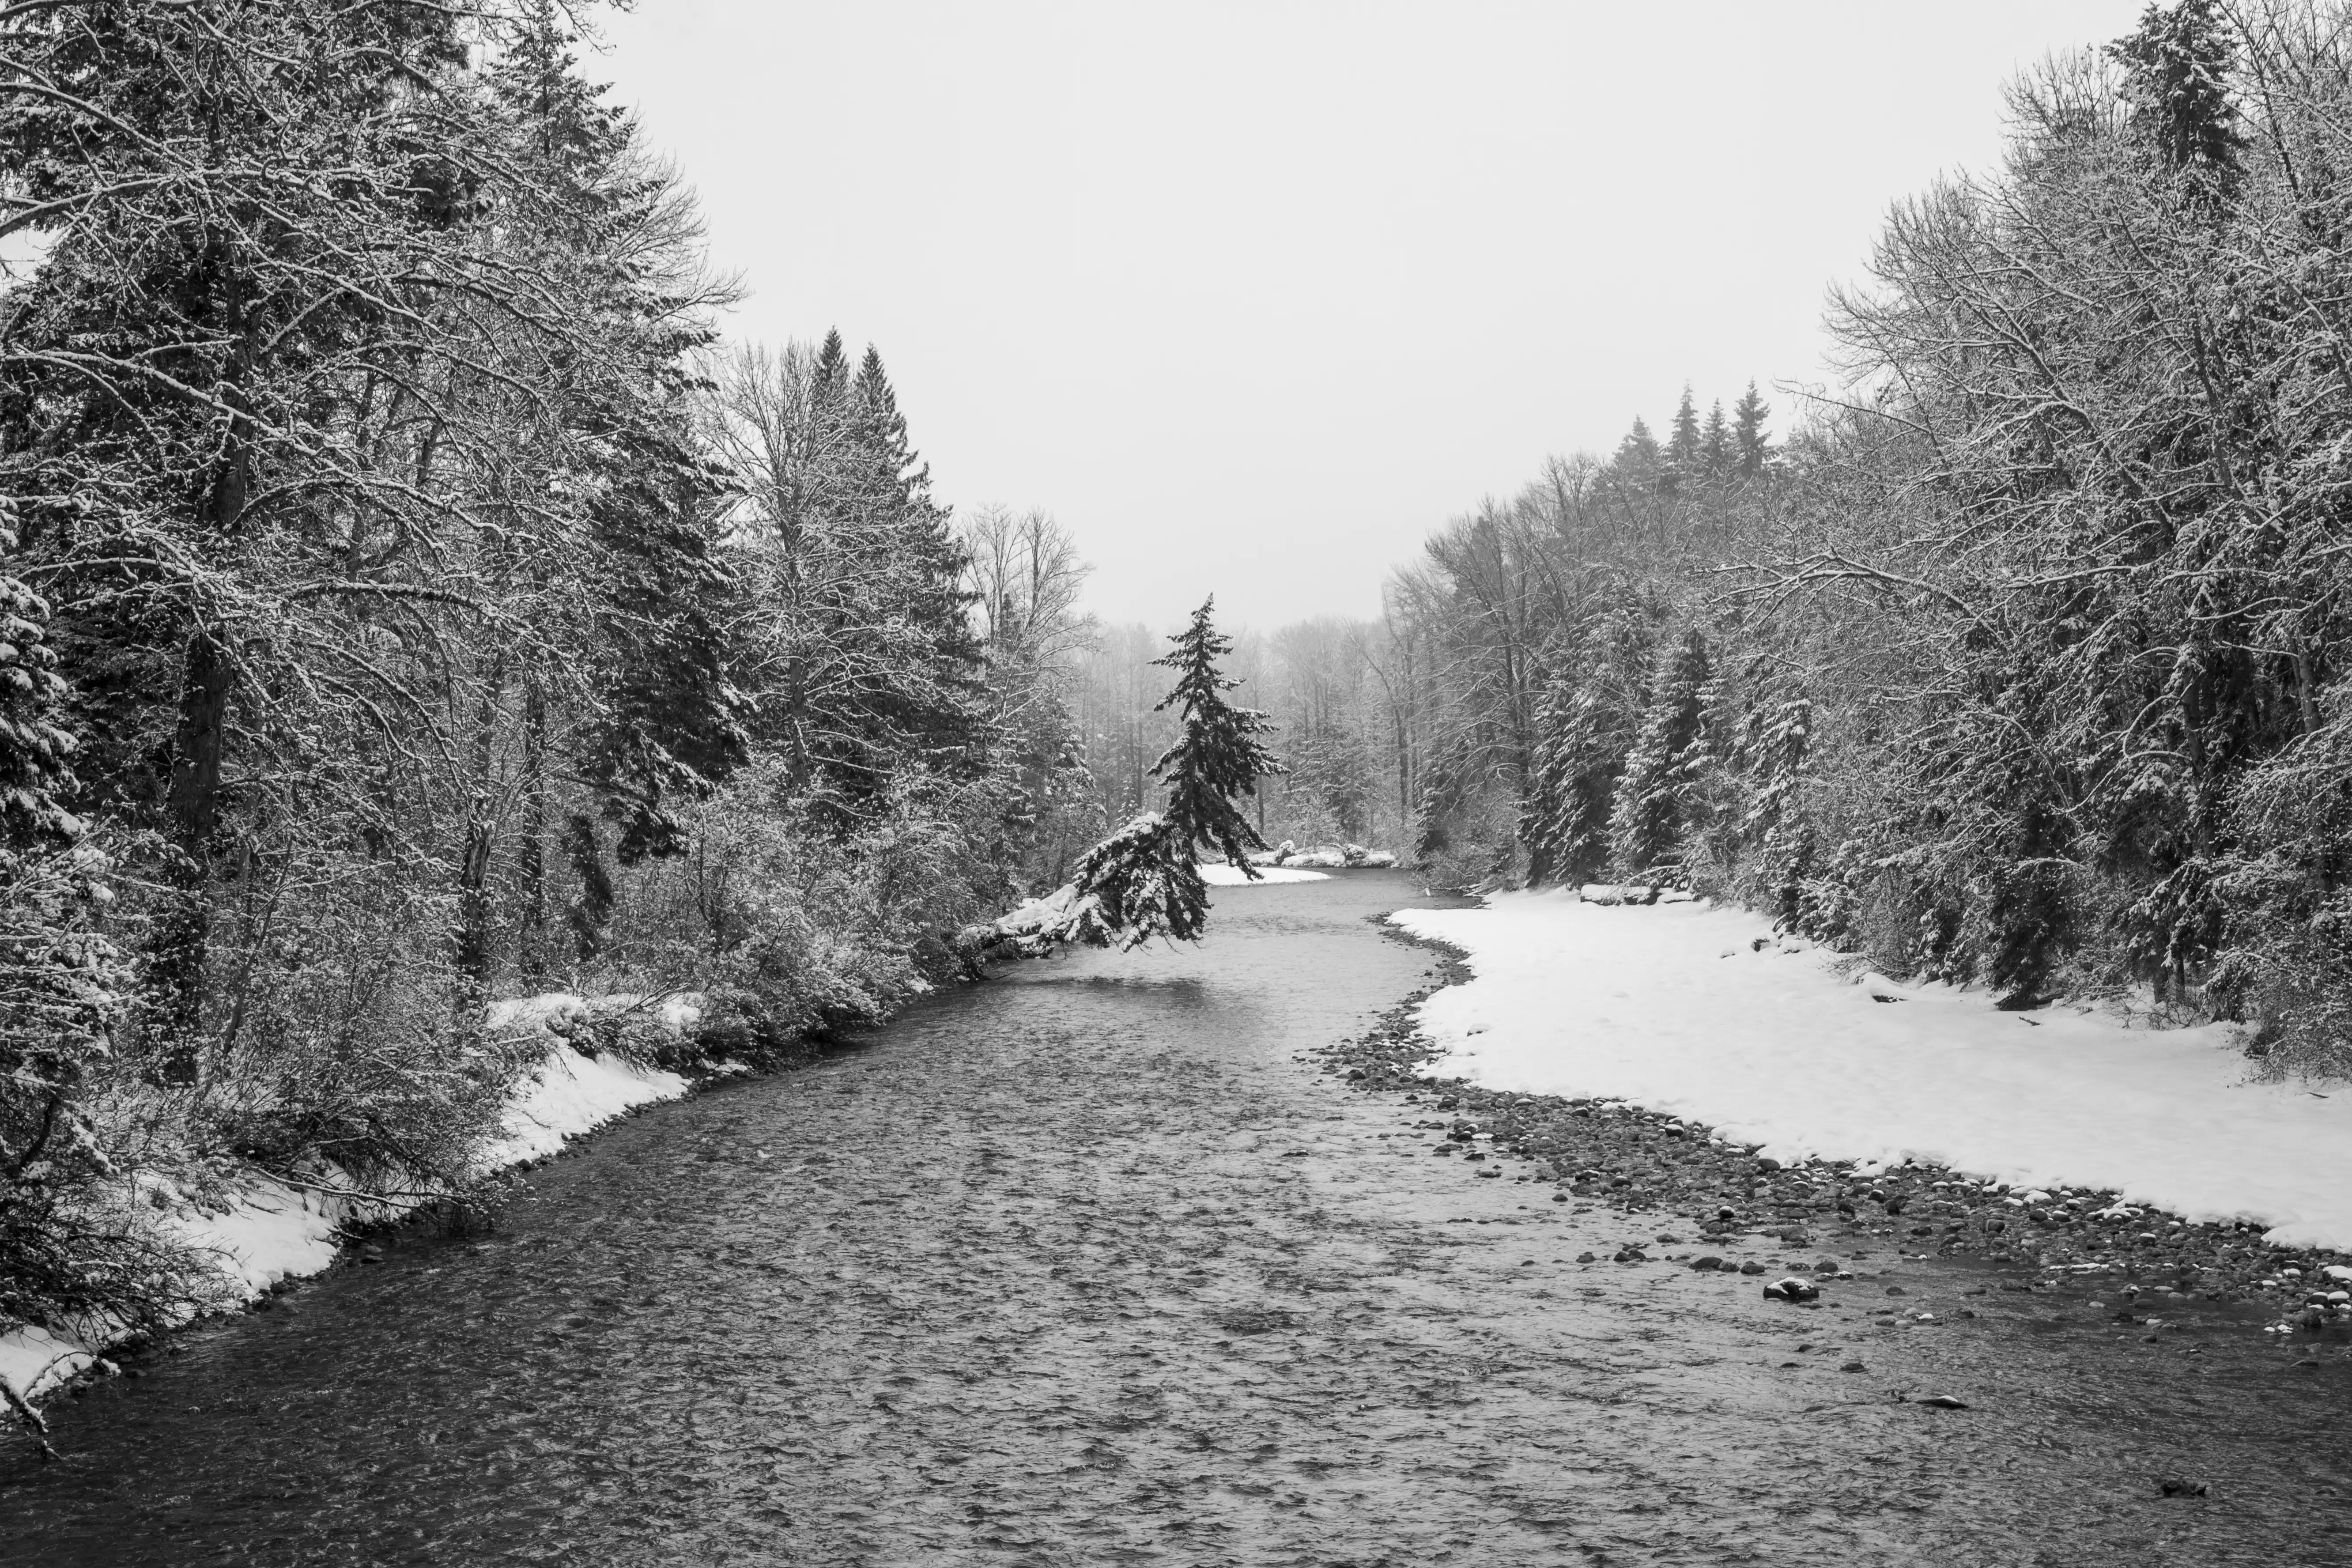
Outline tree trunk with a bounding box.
[453,671,506,1013]
[516,680,550,983]
[150,631,235,1082]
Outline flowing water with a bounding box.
[4,872,2348,1565]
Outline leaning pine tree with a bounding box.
[1021,599,1282,952]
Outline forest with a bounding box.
[9,0,2352,1361]
[1155,0,2352,1093]
[0,1,1136,1348]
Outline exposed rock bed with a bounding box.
[1318,938,2352,1332]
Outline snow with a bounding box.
[992,884,1082,937]
[1,1007,690,1407]
[1201,862,1330,885]
[1393,888,2352,1251]
[483,1041,689,1167]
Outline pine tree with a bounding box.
[1731,383,1771,478]
[2111,0,2246,200]
[1607,628,1717,877]
[1700,400,1731,485]
[1042,598,1282,951]
[1662,385,1702,492]
[0,541,139,1337]
[1613,416,1663,487]
[846,345,985,772]
[1522,611,1656,884]
[1149,598,1285,869]
[1057,812,1210,950]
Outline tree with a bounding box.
[1663,385,1702,492]
[2110,0,2245,199]
[1033,597,1283,952]
[1700,400,1732,485]
[1522,610,1658,885]
[1608,628,1718,878]
[1149,598,1285,869]
[1732,383,1772,477]
[706,336,986,825]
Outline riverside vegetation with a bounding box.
[0,1,1283,1403]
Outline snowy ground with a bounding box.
[1,1000,689,1406]
[1394,889,2352,1252]
[1201,862,1329,885]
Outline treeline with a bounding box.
[1386,0,2352,1082]
[0,5,1090,1337]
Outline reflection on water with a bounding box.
[4,873,2346,1565]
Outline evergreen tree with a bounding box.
[1058,812,1209,950]
[1521,611,1656,885]
[1731,383,1772,478]
[1662,385,1702,492]
[2110,0,2246,199]
[0,544,143,1339]
[1042,597,1283,952]
[846,345,985,772]
[1149,598,1285,869]
[1613,416,1663,487]
[1700,400,1732,485]
[717,334,986,824]
[1607,628,1717,877]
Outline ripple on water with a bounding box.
[3,874,2347,1566]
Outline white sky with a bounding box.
[596,0,2144,629]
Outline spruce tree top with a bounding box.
[1150,597,1283,872]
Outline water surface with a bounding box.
[4,872,2346,1564]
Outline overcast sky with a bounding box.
[596,0,2144,630]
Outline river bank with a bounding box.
[0,999,698,1423]
[1315,914,2352,1342]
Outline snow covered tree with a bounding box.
[1662,385,1702,493]
[1522,611,1658,886]
[1731,383,1771,478]
[1613,416,1663,488]
[707,336,987,826]
[1607,627,1718,879]
[1149,598,1284,869]
[2110,0,2245,200]
[0,544,150,1338]
[1059,813,1208,950]
[1026,598,1283,952]
[1700,400,1732,486]
[1287,721,1375,842]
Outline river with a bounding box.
[3,871,2346,1564]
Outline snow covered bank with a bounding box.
[1201,862,1329,885]
[1,1007,688,1407]
[1393,889,2352,1251]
